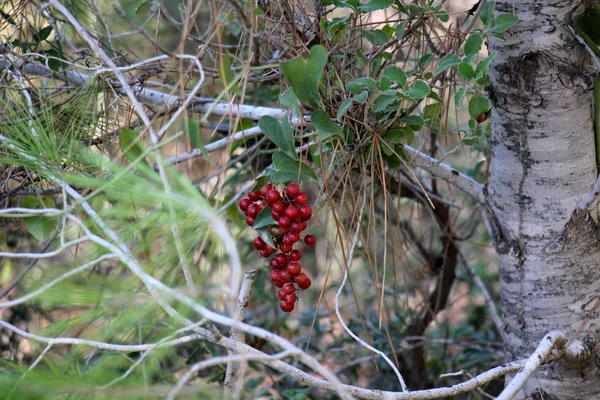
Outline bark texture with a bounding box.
[487,0,600,398]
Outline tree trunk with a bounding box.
[487,0,600,398]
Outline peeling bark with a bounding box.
[487,0,600,398]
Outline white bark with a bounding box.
[487,1,600,398]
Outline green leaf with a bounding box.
[479,1,495,28]
[418,54,434,70]
[280,88,300,116]
[252,7,265,15]
[492,14,518,33]
[423,103,442,119]
[468,118,477,130]
[217,52,240,95]
[21,196,56,242]
[575,9,600,57]
[361,29,388,45]
[454,87,468,108]
[395,20,408,40]
[258,116,297,160]
[384,127,414,144]
[468,95,490,119]
[348,77,378,92]
[354,91,369,103]
[358,0,394,12]
[435,54,461,75]
[457,62,475,80]
[407,79,430,99]
[379,75,392,91]
[256,228,276,248]
[383,66,408,90]
[337,98,354,121]
[253,207,278,230]
[119,129,148,166]
[33,26,53,43]
[474,51,497,80]
[464,33,482,56]
[462,135,478,146]
[311,109,342,140]
[402,115,424,130]
[281,45,328,109]
[372,95,398,112]
[271,151,318,182]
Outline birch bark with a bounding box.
[487,1,600,397]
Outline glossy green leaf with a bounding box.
[311,109,342,140]
[258,116,297,160]
[21,196,56,242]
[402,115,424,130]
[418,54,434,70]
[407,79,430,99]
[271,151,318,182]
[281,45,328,109]
[280,87,300,116]
[464,33,482,56]
[435,54,461,75]
[492,14,518,33]
[253,207,278,230]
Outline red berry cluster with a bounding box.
[239,182,316,313]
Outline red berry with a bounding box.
[260,183,273,197]
[286,232,300,243]
[260,249,271,257]
[278,289,287,300]
[270,258,279,269]
[291,221,304,233]
[290,249,302,261]
[275,253,289,268]
[282,283,295,294]
[274,280,285,288]
[266,189,281,206]
[301,222,308,231]
[304,234,316,246]
[239,198,251,211]
[286,183,300,198]
[265,245,277,255]
[284,205,299,219]
[247,203,260,218]
[279,269,292,283]
[270,270,281,282]
[278,215,292,228]
[287,262,301,276]
[280,301,294,312]
[295,273,311,289]
[246,216,255,226]
[299,205,312,221]
[294,192,308,205]
[253,236,266,250]
[284,294,297,304]
[248,191,262,202]
[258,201,266,211]
[271,210,281,221]
[273,201,286,213]
[279,242,293,253]
[268,225,283,238]
[280,226,292,235]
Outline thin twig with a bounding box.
[223,270,258,400]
